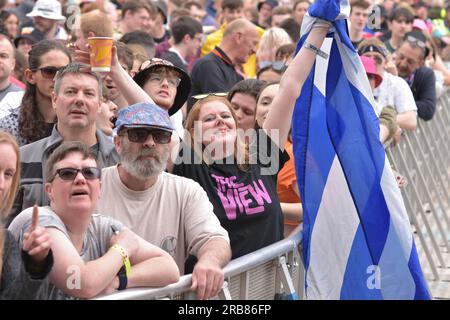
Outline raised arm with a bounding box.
[107,50,155,106]
[263,25,330,150]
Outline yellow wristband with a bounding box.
[110,244,131,277]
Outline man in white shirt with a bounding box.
[96,102,231,300]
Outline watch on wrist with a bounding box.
[117,267,128,291]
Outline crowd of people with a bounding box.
[0,0,447,299]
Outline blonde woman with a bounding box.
[0,131,53,299]
[256,27,293,70]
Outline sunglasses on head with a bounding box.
[405,35,426,49]
[35,66,63,79]
[192,92,228,100]
[55,167,101,181]
[121,128,172,144]
[258,61,286,71]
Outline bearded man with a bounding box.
[95,102,231,300]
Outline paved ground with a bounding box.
[414,211,450,300]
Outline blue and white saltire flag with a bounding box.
[292,8,431,299]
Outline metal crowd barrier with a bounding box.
[95,228,303,300]
[386,90,450,282]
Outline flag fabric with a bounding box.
[292,14,431,299]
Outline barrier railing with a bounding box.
[386,90,450,283]
[95,228,303,300]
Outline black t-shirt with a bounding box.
[161,50,188,73]
[173,130,289,259]
[188,46,244,110]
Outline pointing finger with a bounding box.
[31,204,39,232]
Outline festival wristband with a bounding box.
[303,42,329,59]
[110,244,131,277]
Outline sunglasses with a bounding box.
[192,92,228,100]
[121,128,172,144]
[258,60,286,71]
[35,66,63,79]
[55,167,101,181]
[405,35,426,49]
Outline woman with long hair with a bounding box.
[0,11,19,40]
[0,131,53,299]
[171,22,330,259]
[0,40,71,146]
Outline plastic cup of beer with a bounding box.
[87,37,113,72]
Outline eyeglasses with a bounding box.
[121,128,172,144]
[148,74,181,88]
[258,60,286,71]
[35,66,63,79]
[54,167,101,181]
[192,92,228,100]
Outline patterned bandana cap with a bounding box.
[114,102,174,134]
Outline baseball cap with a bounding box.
[114,102,174,135]
[13,27,44,47]
[360,56,382,88]
[133,58,191,116]
[26,0,66,21]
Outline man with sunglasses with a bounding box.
[394,30,436,121]
[9,62,121,220]
[96,102,231,300]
